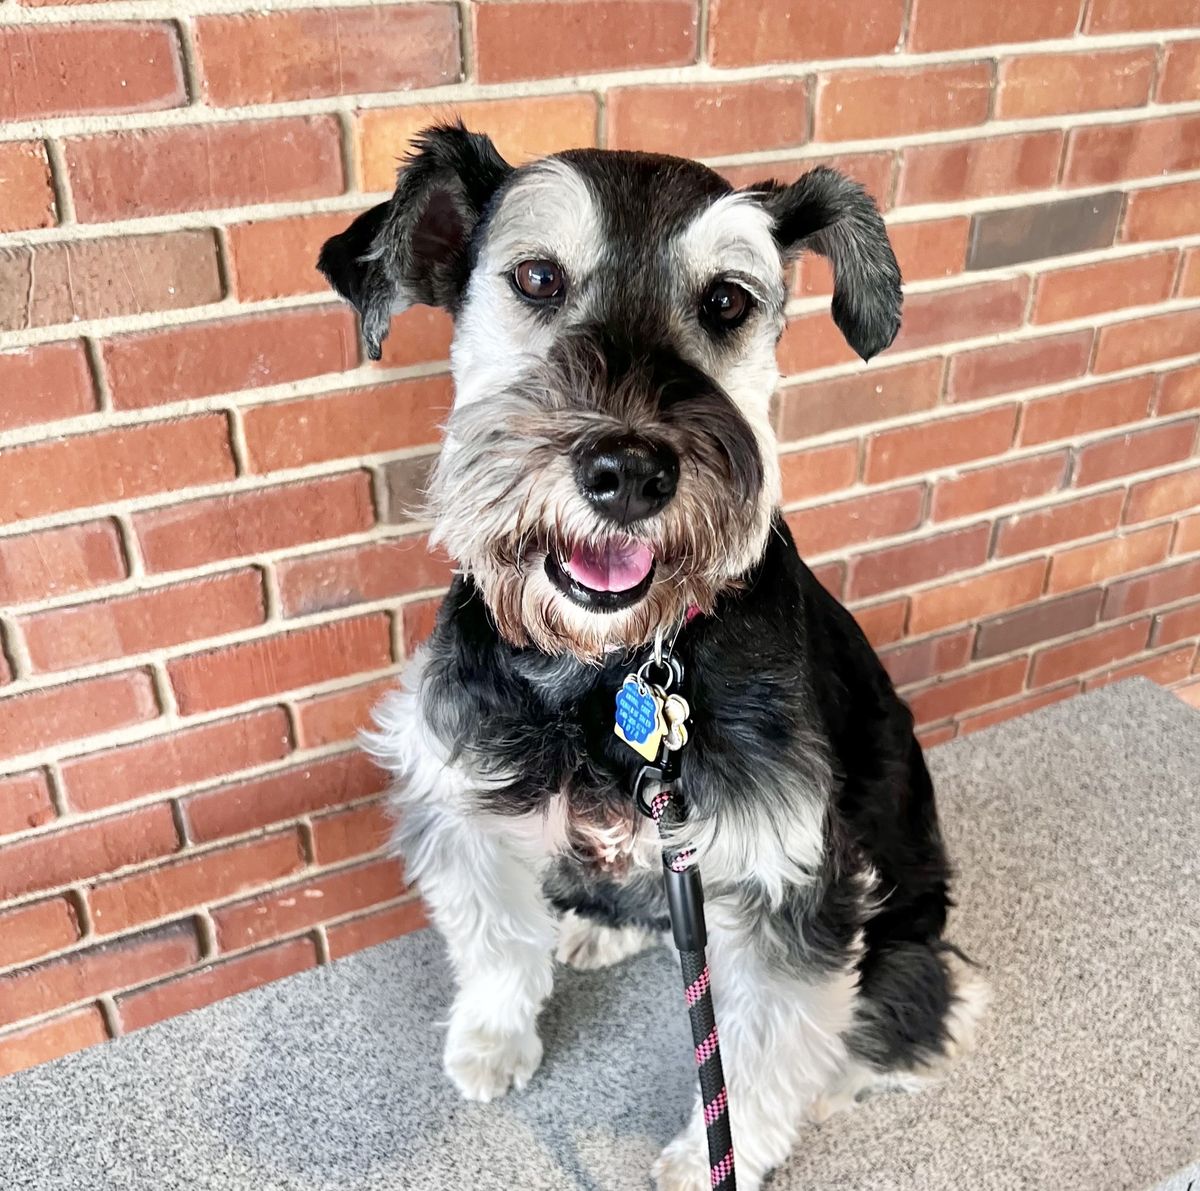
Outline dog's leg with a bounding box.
[555,909,657,970]
[653,910,858,1191]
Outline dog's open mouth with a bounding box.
[545,539,656,611]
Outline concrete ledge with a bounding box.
[1,679,1197,1190]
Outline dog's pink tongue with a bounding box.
[565,541,654,592]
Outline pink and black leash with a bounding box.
[633,656,736,1191]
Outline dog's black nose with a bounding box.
[574,434,679,524]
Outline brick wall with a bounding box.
[1,0,1199,1077]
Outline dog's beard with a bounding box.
[426,382,772,662]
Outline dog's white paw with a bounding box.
[555,910,654,971]
[652,1132,710,1191]
[444,1021,543,1102]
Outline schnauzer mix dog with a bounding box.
[318,124,986,1190]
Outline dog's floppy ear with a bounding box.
[317,123,512,359]
[751,167,902,362]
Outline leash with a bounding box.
[614,623,736,1191]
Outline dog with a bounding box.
[317,124,987,1190]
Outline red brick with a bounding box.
[1153,600,1200,647]
[996,48,1156,118]
[0,342,96,432]
[228,211,363,302]
[0,671,159,764]
[896,133,1063,206]
[0,415,234,525]
[0,24,184,120]
[183,751,386,843]
[1178,679,1200,708]
[1063,115,1200,187]
[66,117,344,223]
[294,679,393,748]
[116,937,316,1032]
[1032,253,1179,324]
[908,0,1080,49]
[909,559,1047,635]
[1158,364,1200,420]
[974,589,1103,657]
[1031,618,1152,687]
[358,95,599,190]
[0,521,126,609]
[785,486,925,557]
[892,278,1029,354]
[906,657,1028,725]
[19,570,266,674]
[375,307,456,370]
[1094,310,1200,375]
[214,858,405,951]
[0,232,223,332]
[0,771,55,838]
[778,442,860,504]
[995,491,1125,557]
[777,359,943,440]
[776,312,863,374]
[1158,40,1200,103]
[932,454,1067,522]
[0,1007,109,1078]
[850,598,909,649]
[195,5,459,105]
[0,803,177,903]
[815,63,993,142]
[1122,181,1200,243]
[168,614,392,715]
[709,0,903,64]
[812,561,845,599]
[475,0,696,82]
[864,406,1017,483]
[1176,513,1200,555]
[1085,645,1197,690]
[723,152,895,204]
[244,377,451,473]
[0,142,56,232]
[327,900,428,959]
[0,898,81,970]
[1179,250,1200,299]
[1047,526,1173,594]
[957,683,1079,734]
[881,629,973,688]
[59,708,292,814]
[0,924,198,1030]
[917,723,957,747]
[311,802,392,865]
[848,524,991,600]
[102,308,358,410]
[1074,422,1197,487]
[1019,376,1156,446]
[1102,560,1200,619]
[1125,467,1200,525]
[401,596,442,656]
[135,472,375,574]
[797,219,967,294]
[276,536,453,617]
[607,80,807,159]
[89,832,306,935]
[946,332,1092,404]
[1085,0,1199,32]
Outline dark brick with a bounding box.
[381,455,437,524]
[967,192,1124,271]
[974,589,1103,658]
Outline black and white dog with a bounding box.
[318,125,987,1190]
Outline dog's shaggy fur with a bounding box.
[319,125,987,1190]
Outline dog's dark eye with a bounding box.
[700,280,752,332]
[513,259,566,301]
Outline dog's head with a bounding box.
[319,124,901,661]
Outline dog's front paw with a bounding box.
[444,1019,543,1103]
[652,1131,710,1191]
[556,910,654,970]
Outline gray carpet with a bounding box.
[1,680,1198,1190]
